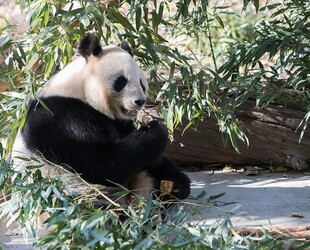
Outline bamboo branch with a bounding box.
[234,226,310,240]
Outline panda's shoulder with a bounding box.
[28,96,93,114]
[27,96,109,125]
[26,96,132,132]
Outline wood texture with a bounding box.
[151,100,310,170]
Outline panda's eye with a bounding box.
[114,76,128,92]
[140,79,146,93]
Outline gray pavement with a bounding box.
[0,223,37,250]
[188,170,310,228]
[0,170,309,249]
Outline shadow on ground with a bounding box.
[186,170,310,228]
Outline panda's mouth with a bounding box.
[121,106,138,116]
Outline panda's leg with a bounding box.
[127,171,154,204]
[146,157,191,200]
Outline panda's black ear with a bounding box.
[78,33,102,58]
[120,41,133,57]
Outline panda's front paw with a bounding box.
[170,177,191,200]
[159,174,191,201]
[141,120,167,136]
[148,120,167,132]
[139,120,168,154]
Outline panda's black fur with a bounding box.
[19,34,190,201]
[78,34,102,58]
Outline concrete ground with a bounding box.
[188,170,310,228]
[0,170,309,249]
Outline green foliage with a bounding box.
[1,161,309,249]
[218,0,310,141]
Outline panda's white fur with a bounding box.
[39,46,148,120]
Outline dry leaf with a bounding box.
[269,166,288,173]
[223,164,237,173]
[243,170,260,176]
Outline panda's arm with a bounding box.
[87,120,169,184]
[112,120,169,166]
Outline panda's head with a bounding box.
[78,34,149,120]
[40,34,148,120]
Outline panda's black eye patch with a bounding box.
[114,76,128,92]
[140,79,146,93]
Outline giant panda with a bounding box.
[11,33,190,204]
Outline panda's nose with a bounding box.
[135,99,146,107]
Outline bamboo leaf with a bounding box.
[23,52,39,73]
[109,9,135,31]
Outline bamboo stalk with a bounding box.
[234,226,310,239]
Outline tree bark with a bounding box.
[146,100,310,171]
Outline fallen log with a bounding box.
[144,99,310,171]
